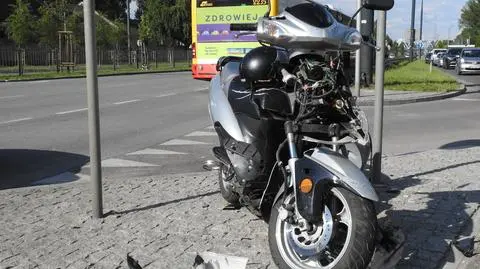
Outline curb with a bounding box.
[0,69,191,83]
[357,85,467,106]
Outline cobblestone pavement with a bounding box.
[1,147,480,269]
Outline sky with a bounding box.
[129,0,468,42]
[323,0,468,41]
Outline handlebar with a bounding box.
[230,23,257,31]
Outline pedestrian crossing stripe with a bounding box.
[185,131,217,137]
[127,148,187,155]
[98,158,159,167]
[161,139,209,146]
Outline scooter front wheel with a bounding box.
[268,187,376,269]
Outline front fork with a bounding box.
[282,121,329,227]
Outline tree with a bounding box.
[459,0,480,45]
[436,40,448,48]
[96,0,127,20]
[139,0,190,48]
[6,0,35,47]
[37,2,61,48]
[135,0,145,21]
[96,13,124,49]
[398,41,405,57]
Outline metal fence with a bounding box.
[0,46,193,75]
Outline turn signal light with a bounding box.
[299,178,313,193]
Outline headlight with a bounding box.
[346,31,362,46]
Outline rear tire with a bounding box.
[269,188,377,269]
[218,164,240,206]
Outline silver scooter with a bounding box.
[206,1,395,268]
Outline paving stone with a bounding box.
[1,148,480,268]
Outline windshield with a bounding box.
[462,50,480,58]
[280,0,334,28]
[447,48,462,56]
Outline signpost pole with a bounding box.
[372,10,387,183]
[354,0,362,97]
[83,0,103,218]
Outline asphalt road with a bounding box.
[0,72,209,188]
[1,69,479,189]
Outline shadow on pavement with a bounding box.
[0,149,89,190]
[439,140,480,150]
[376,160,480,268]
[106,190,220,216]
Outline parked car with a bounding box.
[431,49,447,66]
[433,52,445,66]
[425,52,432,63]
[442,47,463,69]
[456,47,480,75]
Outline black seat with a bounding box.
[221,61,292,120]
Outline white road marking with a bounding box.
[161,139,209,146]
[56,108,88,115]
[114,99,140,105]
[185,131,217,137]
[0,117,32,125]
[0,95,24,100]
[452,98,480,101]
[193,88,208,92]
[156,93,177,98]
[206,125,215,130]
[92,158,159,167]
[127,148,187,155]
[33,172,89,186]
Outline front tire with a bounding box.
[269,188,376,269]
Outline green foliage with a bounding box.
[139,0,191,47]
[460,0,480,45]
[436,40,448,48]
[96,0,127,20]
[37,2,61,48]
[6,0,35,47]
[66,10,84,47]
[398,41,406,57]
[96,14,124,49]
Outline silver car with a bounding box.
[456,48,480,75]
[433,52,445,66]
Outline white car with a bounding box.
[433,52,445,66]
[430,49,447,66]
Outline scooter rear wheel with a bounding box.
[218,164,241,206]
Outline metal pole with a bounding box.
[372,11,387,183]
[419,0,423,58]
[419,0,423,41]
[127,0,131,65]
[360,8,374,85]
[409,0,416,61]
[83,0,103,218]
[354,0,361,97]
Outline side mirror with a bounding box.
[362,0,394,11]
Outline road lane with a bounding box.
[0,72,208,122]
